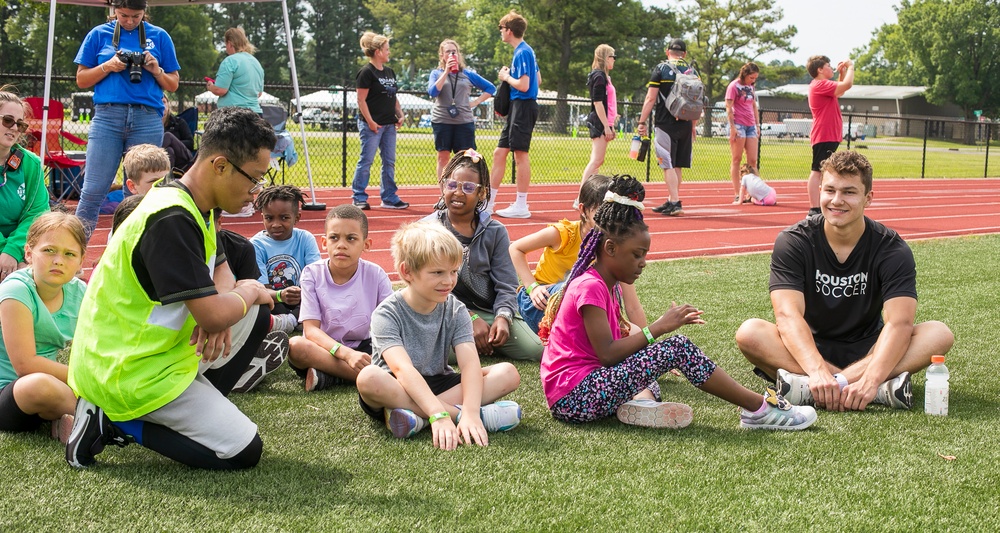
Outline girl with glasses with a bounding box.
[0,85,50,283]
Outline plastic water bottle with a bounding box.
[924,355,949,416]
[629,134,641,159]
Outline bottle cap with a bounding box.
[931,355,945,364]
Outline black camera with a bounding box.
[116,50,146,83]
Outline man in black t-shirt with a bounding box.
[736,151,953,411]
[636,38,698,217]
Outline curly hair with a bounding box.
[253,184,305,212]
[441,150,491,219]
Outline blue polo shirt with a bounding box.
[510,41,539,100]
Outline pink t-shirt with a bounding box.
[725,78,756,127]
[298,258,392,348]
[606,77,618,126]
[540,268,622,407]
[808,78,842,144]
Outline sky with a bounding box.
[643,0,901,66]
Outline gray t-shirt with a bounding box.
[370,291,475,376]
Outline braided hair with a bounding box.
[441,149,491,221]
[253,184,305,212]
[538,174,647,342]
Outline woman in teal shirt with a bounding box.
[206,27,265,114]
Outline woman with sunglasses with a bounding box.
[428,39,496,208]
[73,0,180,242]
[0,86,50,283]
[579,45,618,194]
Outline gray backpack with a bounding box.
[659,61,706,122]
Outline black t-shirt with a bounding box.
[218,228,260,281]
[164,113,194,151]
[132,182,224,305]
[648,59,697,135]
[769,216,917,343]
[356,63,399,126]
[587,69,609,119]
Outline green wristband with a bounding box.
[328,340,342,357]
[642,326,655,345]
[527,282,540,294]
[428,411,450,424]
[470,313,480,322]
[276,290,283,303]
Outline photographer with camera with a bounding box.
[74,0,180,242]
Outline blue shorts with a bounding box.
[432,122,477,153]
[734,124,758,138]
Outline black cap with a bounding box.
[668,39,686,52]
[113,0,147,10]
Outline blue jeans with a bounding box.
[76,104,163,239]
[517,281,564,333]
[351,120,402,204]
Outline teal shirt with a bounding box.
[0,268,86,388]
[215,52,264,113]
[0,146,50,263]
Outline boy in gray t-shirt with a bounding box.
[357,222,522,450]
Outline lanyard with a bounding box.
[112,20,146,51]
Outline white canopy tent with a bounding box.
[32,0,324,209]
[295,89,435,111]
[195,90,282,106]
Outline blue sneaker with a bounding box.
[385,408,427,439]
[479,401,522,432]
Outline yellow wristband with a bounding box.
[276,290,283,303]
[231,291,248,317]
[328,340,342,357]
[642,326,655,345]
[428,411,450,424]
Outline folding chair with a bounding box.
[23,97,87,201]
[261,105,297,185]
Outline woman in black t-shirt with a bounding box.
[580,45,617,195]
[350,32,408,211]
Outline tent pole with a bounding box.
[39,0,60,173]
[280,0,324,210]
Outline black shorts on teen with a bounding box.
[359,371,463,422]
[497,99,539,152]
[0,381,45,433]
[586,112,606,139]
[432,122,477,153]
[811,142,840,172]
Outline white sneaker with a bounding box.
[616,399,693,428]
[270,313,297,334]
[739,388,817,431]
[223,204,255,217]
[775,368,813,406]
[463,400,522,432]
[496,203,531,219]
[873,372,913,409]
[385,408,427,438]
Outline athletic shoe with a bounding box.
[873,371,913,409]
[380,199,410,210]
[385,408,427,438]
[739,388,818,431]
[775,368,814,406]
[659,201,684,216]
[232,331,289,393]
[50,413,74,445]
[478,400,522,432]
[66,398,131,468]
[305,367,349,392]
[223,204,255,217]
[651,200,670,213]
[270,313,297,334]
[807,207,822,217]
[616,399,693,429]
[353,200,371,210]
[496,203,531,219]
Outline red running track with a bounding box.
[81,178,1000,281]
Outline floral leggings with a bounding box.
[550,334,717,423]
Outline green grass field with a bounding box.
[2,234,997,530]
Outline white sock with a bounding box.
[516,192,528,205]
[489,188,499,204]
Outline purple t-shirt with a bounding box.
[298,258,392,348]
[725,78,757,127]
[540,267,621,407]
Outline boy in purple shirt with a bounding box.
[288,205,392,391]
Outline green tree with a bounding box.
[211,2,307,87]
[681,0,796,133]
[362,0,468,83]
[301,0,377,87]
[147,5,215,108]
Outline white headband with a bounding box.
[603,190,645,210]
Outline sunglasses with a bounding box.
[1,115,29,134]
[609,55,618,59]
[216,156,273,194]
[498,25,507,30]
[443,179,482,195]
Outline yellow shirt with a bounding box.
[533,219,583,285]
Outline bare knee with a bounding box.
[919,320,955,355]
[356,365,390,397]
[493,362,521,394]
[734,318,774,354]
[13,374,74,415]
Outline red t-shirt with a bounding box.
[808,78,842,144]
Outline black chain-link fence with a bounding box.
[5,73,998,189]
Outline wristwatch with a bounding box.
[495,310,513,324]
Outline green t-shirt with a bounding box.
[216,52,265,113]
[0,268,86,388]
[0,146,50,263]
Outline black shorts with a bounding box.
[586,112,606,139]
[359,372,463,422]
[815,331,880,369]
[811,142,840,172]
[432,122,477,153]
[0,381,44,433]
[498,99,539,152]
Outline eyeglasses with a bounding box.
[1,115,29,134]
[443,179,482,195]
[216,156,272,194]
[498,25,507,30]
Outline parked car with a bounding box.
[760,123,788,138]
[326,113,358,132]
[299,108,323,124]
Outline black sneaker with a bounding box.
[807,207,822,217]
[353,201,371,210]
[651,200,672,213]
[66,398,131,468]
[660,200,684,216]
[232,331,289,393]
[380,199,410,210]
[305,367,350,391]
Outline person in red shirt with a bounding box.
[805,55,853,217]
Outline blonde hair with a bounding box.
[391,221,462,280]
[360,32,390,58]
[592,44,615,74]
[123,144,170,178]
[225,27,256,54]
[437,39,467,71]
[26,212,87,256]
[740,163,758,176]
[0,84,29,123]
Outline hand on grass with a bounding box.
[190,325,232,362]
[431,416,460,451]
[457,412,489,447]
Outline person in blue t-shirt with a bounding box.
[488,10,541,220]
[73,0,180,243]
[250,185,322,334]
